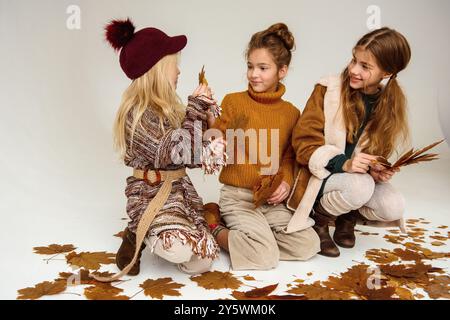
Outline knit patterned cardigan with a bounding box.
[123,96,219,259]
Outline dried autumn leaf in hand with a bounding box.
[33,244,77,255]
[373,139,444,169]
[17,280,67,300]
[66,251,116,270]
[84,283,129,300]
[139,278,184,300]
[199,65,208,86]
[253,172,284,208]
[190,271,243,290]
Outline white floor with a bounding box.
[2,160,449,300]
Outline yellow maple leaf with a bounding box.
[17,280,67,300]
[66,251,115,270]
[139,278,184,300]
[190,271,243,290]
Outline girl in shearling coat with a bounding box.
[286,27,411,257]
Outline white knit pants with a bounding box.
[320,173,405,222]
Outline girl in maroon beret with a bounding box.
[95,19,223,282]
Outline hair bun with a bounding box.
[105,18,136,51]
[266,23,295,51]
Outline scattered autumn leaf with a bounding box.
[392,248,424,262]
[366,249,399,264]
[190,271,243,290]
[84,283,129,300]
[17,280,67,300]
[57,269,116,286]
[66,251,115,270]
[139,278,184,300]
[287,281,353,300]
[424,276,450,299]
[242,275,256,281]
[33,244,77,255]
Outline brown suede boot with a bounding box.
[116,227,146,276]
[333,211,358,248]
[312,202,340,257]
[203,203,226,238]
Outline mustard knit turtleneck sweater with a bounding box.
[213,83,300,190]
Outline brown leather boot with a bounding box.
[312,202,340,257]
[116,227,146,276]
[333,211,358,248]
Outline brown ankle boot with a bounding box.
[333,211,358,248]
[116,227,146,276]
[312,202,340,257]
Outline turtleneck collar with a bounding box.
[247,82,286,104]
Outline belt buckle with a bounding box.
[143,170,162,187]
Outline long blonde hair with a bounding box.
[340,27,411,158]
[113,53,185,159]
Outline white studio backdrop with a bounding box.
[0,0,449,235]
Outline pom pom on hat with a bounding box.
[105,18,135,51]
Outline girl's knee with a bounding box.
[179,257,213,274]
[343,173,375,208]
[377,191,406,221]
[151,237,193,264]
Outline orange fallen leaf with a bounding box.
[190,271,243,290]
[17,280,67,300]
[139,278,184,300]
[66,251,116,270]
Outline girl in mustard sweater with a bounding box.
[208,23,320,270]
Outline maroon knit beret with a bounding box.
[105,18,187,80]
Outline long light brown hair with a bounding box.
[341,27,411,158]
[113,53,185,159]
